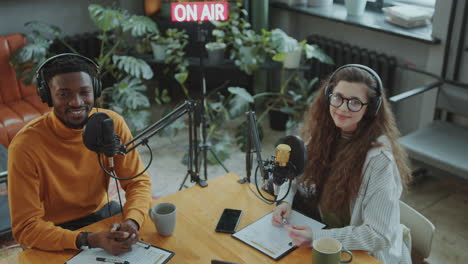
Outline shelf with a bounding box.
[271,2,440,44]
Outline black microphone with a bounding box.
[271,135,307,196]
[83,112,121,169]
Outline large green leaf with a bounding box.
[305,44,334,65]
[88,4,122,32]
[123,109,151,132]
[207,134,232,165]
[154,88,171,104]
[158,115,186,138]
[122,15,158,37]
[227,87,254,119]
[112,55,154,80]
[111,77,150,110]
[235,121,264,152]
[9,39,50,85]
[175,72,188,85]
[24,21,62,38]
[228,87,254,103]
[270,28,299,53]
[10,39,49,64]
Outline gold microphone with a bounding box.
[275,144,291,167]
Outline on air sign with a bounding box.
[171,1,229,22]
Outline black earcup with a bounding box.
[93,77,102,99]
[37,73,53,107]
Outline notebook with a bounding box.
[66,241,174,264]
[232,210,325,260]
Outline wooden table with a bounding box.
[15,173,382,264]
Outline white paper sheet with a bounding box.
[232,210,325,260]
[66,241,174,264]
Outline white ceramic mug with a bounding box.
[149,203,177,236]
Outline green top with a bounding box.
[319,130,353,228]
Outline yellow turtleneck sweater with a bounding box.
[7,108,152,251]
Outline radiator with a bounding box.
[307,34,397,96]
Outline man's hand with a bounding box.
[284,224,313,247]
[110,219,139,242]
[87,231,136,255]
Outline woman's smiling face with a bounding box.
[329,80,369,132]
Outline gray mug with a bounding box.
[312,237,353,264]
[149,203,176,236]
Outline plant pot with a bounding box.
[269,110,289,131]
[283,48,302,69]
[308,0,333,7]
[151,42,167,61]
[345,0,367,16]
[205,42,226,65]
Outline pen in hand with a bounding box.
[96,257,130,264]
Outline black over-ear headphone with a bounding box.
[36,53,102,107]
[324,64,383,117]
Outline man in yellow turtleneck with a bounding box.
[7,54,152,255]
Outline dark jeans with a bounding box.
[58,201,121,231]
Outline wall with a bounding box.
[0,0,144,36]
[270,0,452,135]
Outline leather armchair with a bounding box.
[0,34,50,147]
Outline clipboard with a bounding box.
[66,241,174,264]
[232,210,325,260]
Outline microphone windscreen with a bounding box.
[278,135,307,177]
[275,144,291,167]
[83,112,111,153]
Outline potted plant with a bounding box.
[205,41,226,65]
[270,28,334,69]
[153,28,190,100]
[211,1,275,75]
[150,37,170,61]
[10,4,158,132]
[249,28,333,131]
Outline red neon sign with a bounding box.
[171,1,229,22]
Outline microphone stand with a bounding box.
[196,21,229,182]
[120,100,207,188]
[241,111,292,204]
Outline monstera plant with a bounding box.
[10,4,158,132]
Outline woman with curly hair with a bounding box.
[272,64,412,263]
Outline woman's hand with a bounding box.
[284,224,312,247]
[272,202,292,226]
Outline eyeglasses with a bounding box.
[329,93,368,112]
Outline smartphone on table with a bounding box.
[215,208,242,234]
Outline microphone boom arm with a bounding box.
[247,111,267,180]
[245,111,293,204]
[122,101,195,154]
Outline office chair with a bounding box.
[400,201,435,262]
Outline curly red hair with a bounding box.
[300,66,411,212]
